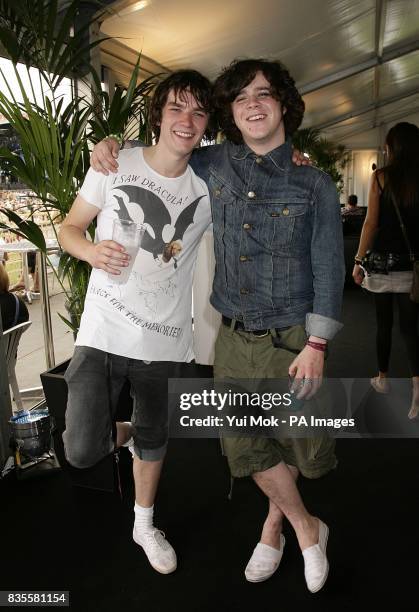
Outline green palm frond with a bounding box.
[292,128,321,154]
[88,59,161,143]
[0,0,156,332]
[0,92,89,210]
[0,0,111,91]
[0,207,46,250]
[293,128,349,192]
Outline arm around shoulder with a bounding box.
[90,137,141,174]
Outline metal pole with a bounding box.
[37,251,55,369]
[0,310,13,470]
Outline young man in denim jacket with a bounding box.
[91,59,345,593]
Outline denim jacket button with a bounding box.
[239,255,248,262]
[240,288,249,294]
[243,223,252,230]
[215,189,221,197]
[248,191,256,199]
[282,207,290,216]
[255,157,263,164]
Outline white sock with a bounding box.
[134,503,154,532]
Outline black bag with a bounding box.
[362,251,406,274]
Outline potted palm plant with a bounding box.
[293,127,349,192]
[0,0,159,331]
[0,0,161,490]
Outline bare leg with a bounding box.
[132,455,176,574]
[115,421,132,447]
[259,464,298,549]
[253,461,319,551]
[133,456,164,507]
[116,423,164,505]
[32,267,40,292]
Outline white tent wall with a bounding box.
[343,151,378,206]
[341,109,419,206]
[1,1,418,197]
[99,0,419,197]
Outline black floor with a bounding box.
[1,285,419,611]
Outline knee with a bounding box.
[63,432,106,469]
[133,425,168,453]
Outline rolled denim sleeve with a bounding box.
[306,172,345,340]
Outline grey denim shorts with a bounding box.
[63,346,178,468]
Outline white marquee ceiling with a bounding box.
[100,0,419,148]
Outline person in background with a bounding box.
[341,194,363,216]
[0,263,29,331]
[353,122,419,419]
[0,235,8,265]
[10,251,40,293]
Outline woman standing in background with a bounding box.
[353,122,419,419]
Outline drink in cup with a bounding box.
[109,219,145,284]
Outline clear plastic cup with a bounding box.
[109,219,145,284]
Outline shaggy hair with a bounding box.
[150,70,216,141]
[212,58,305,144]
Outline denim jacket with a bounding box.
[190,139,345,340]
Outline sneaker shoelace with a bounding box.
[145,529,171,552]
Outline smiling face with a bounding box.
[157,88,209,160]
[231,71,286,154]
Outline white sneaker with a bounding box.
[245,535,285,583]
[133,527,177,574]
[302,519,329,593]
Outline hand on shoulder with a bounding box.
[91,137,121,175]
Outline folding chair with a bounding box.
[3,321,32,410]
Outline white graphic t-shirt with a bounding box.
[76,148,212,362]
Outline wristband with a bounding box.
[354,255,363,265]
[306,340,327,352]
[106,133,123,147]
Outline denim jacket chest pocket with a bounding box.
[260,201,311,252]
[209,173,241,239]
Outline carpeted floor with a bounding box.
[1,284,418,611]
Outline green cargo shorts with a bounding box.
[213,322,337,479]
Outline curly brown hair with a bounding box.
[212,59,305,144]
[150,70,216,141]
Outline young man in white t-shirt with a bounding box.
[59,70,213,575]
